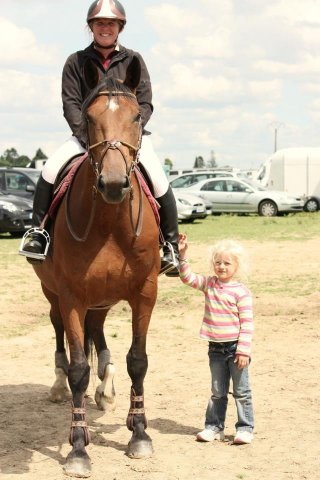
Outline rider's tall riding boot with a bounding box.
[158,186,180,277]
[22,174,54,255]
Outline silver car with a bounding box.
[173,190,208,222]
[175,177,304,216]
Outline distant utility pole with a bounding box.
[270,122,283,152]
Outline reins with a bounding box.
[65,89,144,241]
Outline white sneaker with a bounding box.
[234,430,253,444]
[196,429,225,442]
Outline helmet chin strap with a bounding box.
[93,40,117,50]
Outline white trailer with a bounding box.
[256,147,320,211]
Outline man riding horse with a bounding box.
[21,0,179,276]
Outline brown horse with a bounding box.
[32,57,159,477]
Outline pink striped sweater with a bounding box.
[179,261,253,357]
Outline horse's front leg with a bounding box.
[60,300,92,478]
[126,302,154,458]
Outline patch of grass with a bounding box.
[252,275,317,297]
[180,212,320,243]
[2,313,49,338]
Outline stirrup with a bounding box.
[19,227,51,261]
[159,241,179,275]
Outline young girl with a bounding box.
[178,233,254,444]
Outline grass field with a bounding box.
[179,211,320,242]
[1,210,319,270]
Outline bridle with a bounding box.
[87,90,142,183]
[66,89,144,241]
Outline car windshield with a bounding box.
[171,176,201,188]
[243,179,267,191]
[25,170,41,183]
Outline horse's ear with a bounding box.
[124,56,141,92]
[83,58,100,90]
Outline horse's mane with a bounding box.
[80,77,137,145]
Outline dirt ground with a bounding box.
[1,238,320,480]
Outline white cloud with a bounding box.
[265,0,320,23]
[1,1,320,169]
[0,17,59,66]
[248,80,283,104]
[156,64,240,103]
[0,70,61,110]
[254,53,320,76]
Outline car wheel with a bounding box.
[9,231,24,238]
[258,200,278,217]
[304,198,319,212]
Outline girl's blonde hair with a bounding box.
[209,239,250,281]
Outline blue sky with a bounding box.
[1,0,320,171]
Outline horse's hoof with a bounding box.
[63,456,91,478]
[49,386,70,403]
[126,439,154,459]
[94,389,116,411]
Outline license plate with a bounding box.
[196,206,205,212]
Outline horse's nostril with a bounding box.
[124,176,130,189]
[97,175,105,192]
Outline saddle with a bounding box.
[43,153,160,228]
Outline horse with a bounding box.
[31,56,160,478]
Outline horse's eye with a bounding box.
[134,113,141,123]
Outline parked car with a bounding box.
[0,191,33,236]
[0,167,41,199]
[169,170,245,189]
[303,195,320,212]
[173,190,208,222]
[177,177,304,216]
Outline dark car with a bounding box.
[0,167,41,199]
[0,191,33,236]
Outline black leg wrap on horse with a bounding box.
[69,401,91,447]
[127,387,147,431]
[157,186,180,276]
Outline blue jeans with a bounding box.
[204,341,254,433]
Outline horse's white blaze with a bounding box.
[108,98,119,112]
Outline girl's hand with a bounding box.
[234,355,250,369]
[178,233,188,259]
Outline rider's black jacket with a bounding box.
[62,43,153,146]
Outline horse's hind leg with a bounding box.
[42,285,70,403]
[85,309,116,411]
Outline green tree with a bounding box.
[0,148,19,166]
[17,155,31,167]
[28,148,48,168]
[164,158,173,170]
[0,148,31,167]
[33,148,48,161]
[193,156,205,168]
